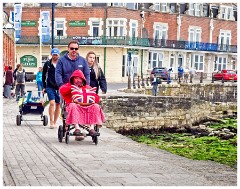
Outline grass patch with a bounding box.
[128,119,237,168]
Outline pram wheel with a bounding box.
[43,115,48,126]
[65,132,69,144]
[58,125,64,142]
[92,136,98,145]
[16,115,21,126]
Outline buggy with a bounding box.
[16,90,48,126]
[58,100,100,145]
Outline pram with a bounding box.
[58,100,100,145]
[16,90,48,126]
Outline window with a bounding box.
[112,3,125,7]
[191,54,204,71]
[126,3,138,10]
[170,3,176,13]
[161,3,167,12]
[189,3,194,15]
[154,3,160,11]
[214,56,227,71]
[92,21,100,37]
[64,3,71,7]
[56,21,64,36]
[219,30,231,51]
[42,55,49,67]
[75,3,84,7]
[169,54,175,68]
[154,23,168,40]
[148,52,164,68]
[54,18,66,38]
[221,6,232,20]
[107,19,126,37]
[195,4,201,16]
[189,3,202,16]
[188,27,201,49]
[129,20,138,38]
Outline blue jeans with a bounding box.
[152,84,158,96]
[37,81,43,97]
[3,84,11,98]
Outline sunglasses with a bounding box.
[69,47,79,50]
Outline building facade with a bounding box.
[3,2,237,82]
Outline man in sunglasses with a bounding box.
[55,40,90,87]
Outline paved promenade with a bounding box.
[3,83,237,186]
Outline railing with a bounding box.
[16,36,237,53]
[130,72,237,89]
[128,73,237,103]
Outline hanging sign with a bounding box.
[41,11,51,43]
[14,3,22,42]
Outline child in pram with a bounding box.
[59,70,105,137]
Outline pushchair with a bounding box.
[16,90,48,126]
[57,100,100,145]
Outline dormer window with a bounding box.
[220,6,233,20]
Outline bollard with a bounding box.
[138,76,141,88]
[200,72,203,83]
[128,75,131,89]
[141,77,145,87]
[211,73,214,83]
[133,78,136,89]
[146,77,149,86]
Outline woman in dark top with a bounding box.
[86,51,107,94]
[3,65,13,98]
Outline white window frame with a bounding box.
[63,3,72,7]
[161,3,167,12]
[153,22,168,40]
[189,3,194,15]
[106,18,127,37]
[154,3,160,11]
[54,18,67,38]
[191,54,204,72]
[195,4,201,16]
[188,26,202,42]
[219,30,231,51]
[129,19,138,38]
[220,5,233,20]
[75,3,85,7]
[149,52,164,68]
[88,18,103,37]
[126,3,138,10]
[112,3,125,7]
[214,56,227,71]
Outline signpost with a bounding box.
[20,55,37,67]
[21,21,36,27]
[14,3,22,42]
[69,20,86,27]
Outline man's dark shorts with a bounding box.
[46,87,60,103]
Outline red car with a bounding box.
[212,70,237,83]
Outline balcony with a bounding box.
[16,36,237,53]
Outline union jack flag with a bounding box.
[71,85,99,103]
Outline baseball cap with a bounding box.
[51,48,60,55]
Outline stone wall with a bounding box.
[100,95,237,131]
[122,83,237,102]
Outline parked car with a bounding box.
[25,72,36,82]
[150,67,168,82]
[212,70,237,83]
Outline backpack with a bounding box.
[16,71,25,83]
